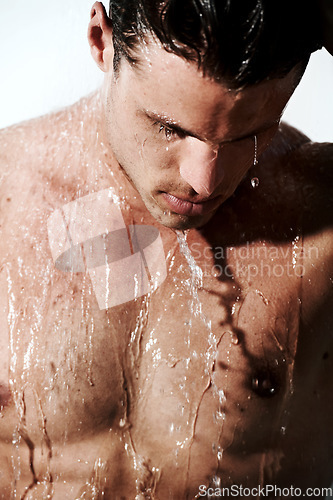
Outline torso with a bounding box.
[0,95,332,499]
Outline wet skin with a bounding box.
[99,38,297,231]
[0,102,332,498]
[0,5,332,500]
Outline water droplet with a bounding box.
[292,234,301,269]
[253,135,258,165]
[211,475,221,487]
[251,177,259,188]
[230,331,239,345]
[119,418,126,428]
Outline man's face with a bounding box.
[102,40,298,229]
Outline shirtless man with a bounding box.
[0,0,332,498]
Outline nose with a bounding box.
[179,137,224,196]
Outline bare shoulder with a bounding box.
[293,134,333,219]
[215,121,333,319]
[267,123,333,331]
[0,110,68,188]
[263,121,333,170]
[282,124,333,236]
[258,121,333,256]
[0,100,83,170]
[281,122,333,192]
[0,93,101,212]
[257,122,333,227]
[0,116,51,219]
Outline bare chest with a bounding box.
[0,230,306,493]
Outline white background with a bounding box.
[0,0,332,142]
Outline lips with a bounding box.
[160,192,222,216]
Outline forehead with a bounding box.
[117,40,298,140]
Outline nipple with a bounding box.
[251,369,278,398]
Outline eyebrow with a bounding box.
[143,109,279,145]
[144,110,203,141]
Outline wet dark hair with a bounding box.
[108,0,323,88]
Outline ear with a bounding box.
[88,2,114,72]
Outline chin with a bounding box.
[151,206,215,231]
